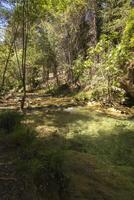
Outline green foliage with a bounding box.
[122,8,134,48]
[69,127,134,167]
[0,0,133,101]
[83,34,124,102]
[74,91,91,102]
[46,83,71,96]
[9,125,70,198]
[1,104,74,197]
[72,55,87,82]
[10,127,36,148]
[42,0,86,14]
[0,111,22,133]
[13,109,134,199]
[115,8,134,67]
[0,104,134,198]
[100,0,131,43]
[91,87,106,101]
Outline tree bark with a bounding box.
[14,41,22,81]
[21,0,28,110]
[0,27,18,92]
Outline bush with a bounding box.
[74,91,91,102]
[28,150,69,196]
[46,84,70,96]
[14,132,70,198]
[0,111,70,198]
[10,127,36,148]
[0,111,23,133]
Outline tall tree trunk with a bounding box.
[89,0,98,78]
[42,65,49,84]
[21,0,28,110]
[0,27,18,92]
[92,0,97,46]
[14,42,22,81]
[67,40,73,84]
[53,64,59,86]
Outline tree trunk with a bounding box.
[53,64,59,86]
[14,41,22,81]
[42,65,49,86]
[21,0,28,110]
[0,27,18,92]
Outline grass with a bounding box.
[0,112,70,200]
[0,109,134,200]
[0,110,22,133]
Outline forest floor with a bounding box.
[0,93,134,200]
[0,91,134,117]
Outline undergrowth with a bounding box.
[0,110,70,200]
[0,110,22,133]
[0,110,134,200]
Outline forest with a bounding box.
[0,0,134,199]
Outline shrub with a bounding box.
[74,91,91,102]
[27,150,69,192]
[46,84,70,96]
[10,127,36,148]
[16,140,70,198]
[0,111,23,133]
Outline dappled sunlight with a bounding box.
[0,0,134,198]
[25,106,134,144]
[25,106,134,169]
[66,107,134,138]
[0,108,134,200]
[25,107,92,135]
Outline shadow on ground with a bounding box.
[0,112,134,200]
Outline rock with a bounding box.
[64,107,74,112]
[107,107,121,114]
[87,101,101,107]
